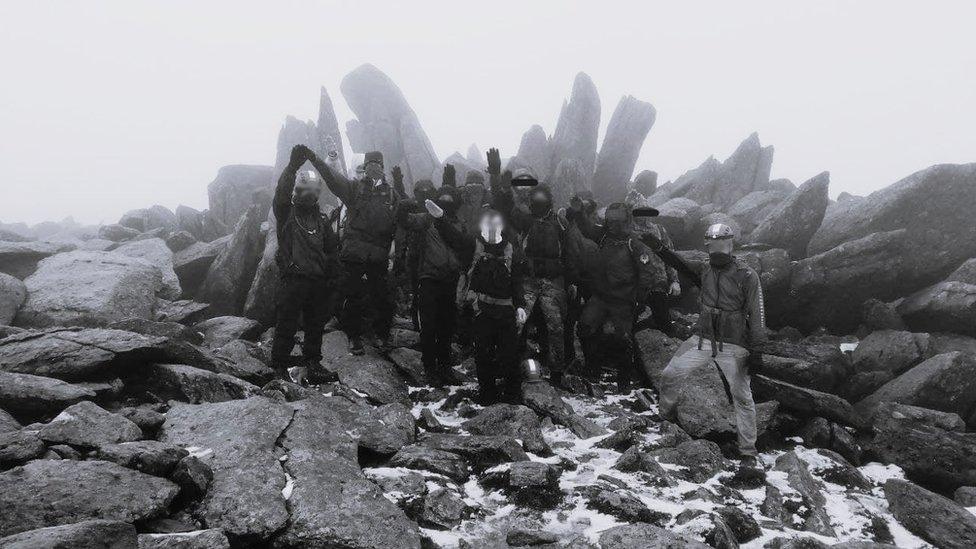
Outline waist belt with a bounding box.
[698,304,744,357]
[476,293,513,306]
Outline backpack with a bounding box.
[467,239,514,300]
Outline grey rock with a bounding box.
[521,381,606,439]
[0,459,178,537]
[196,205,264,316]
[165,230,197,253]
[859,298,906,333]
[0,240,77,279]
[332,353,410,406]
[586,488,668,525]
[748,171,829,259]
[463,404,550,455]
[884,478,976,549]
[507,528,559,547]
[39,401,142,447]
[114,238,181,300]
[592,95,656,204]
[138,529,230,549]
[0,273,26,325]
[172,235,230,296]
[423,433,528,469]
[753,375,864,429]
[418,488,465,530]
[898,281,976,337]
[728,189,790,235]
[0,429,44,468]
[206,164,273,231]
[597,523,711,549]
[17,251,162,327]
[773,451,835,536]
[389,444,470,482]
[549,72,601,179]
[653,197,702,250]
[855,352,976,426]
[955,486,976,506]
[191,315,261,347]
[96,440,188,476]
[799,417,861,465]
[137,364,258,404]
[852,330,928,375]
[170,455,212,499]
[652,439,728,483]
[512,125,551,183]
[154,299,210,325]
[388,347,427,386]
[0,520,137,549]
[632,170,658,197]
[0,371,95,421]
[872,401,967,432]
[118,406,167,434]
[0,408,21,433]
[634,329,682,388]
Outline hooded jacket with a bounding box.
[696,257,767,350]
[273,164,339,280]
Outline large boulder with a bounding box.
[0,371,96,422]
[654,198,703,250]
[16,251,162,328]
[341,63,440,189]
[753,375,864,429]
[389,445,470,482]
[0,459,178,537]
[113,238,181,300]
[331,353,410,406]
[274,396,423,549]
[651,133,774,211]
[728,189,789,236]
[0,273,26,325]
[868,402,976,491]
[897,281,976,337]
[512,125,551,183]
[591,95,656,203]
[634,329,682,388]
[0,327,168,381]
[138,530,230,549]
[135,364,258,404]
[196,205,263,316]
[771,229,932,333]
[206,164,273,230]
[549,72,601,179]
[0,520,137,549]
[520,381,606,438]
[0,240,76,279]
[422,433,529,470]
[159,397,293,543]
[38,401,142,448]
[192,316,261,347]
[852,330,929,375]
[855,352,976,426]
[173,235,230,296]
[884,478,976,549]
[748,171,829,259]
[772,451,835,536]
[176,204,206,241]
[95,440,188,476]
[808,164,976,289]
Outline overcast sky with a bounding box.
[1,1,974,225]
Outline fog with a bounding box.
[1,0,974,225]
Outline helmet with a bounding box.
[704,223,735,241]
[520,358,544,383]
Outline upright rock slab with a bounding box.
[592,95,656,203]
[341,63,440,189]
[748,171,829,259]
[196,205,263,316]
[512,125,551,182]
[0,273,26,325]
[0,459,178,537]
[549,72,601,178]
[17,251,162,327]
[206,164,274,230]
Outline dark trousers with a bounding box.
[340,260,393,340]
[417,277,458,377]
[578,296,637,384]
[271,275,334,365]
[474,303,519,402]
[647,292,673,332]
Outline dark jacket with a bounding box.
[273,165,339,280]
[695,258,767,350]
[465,237,526,308]
[311,156,398,264]
[399,209,472,283]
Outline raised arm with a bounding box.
[307,150,355,205]
[273,145,311,232]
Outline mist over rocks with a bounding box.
[592,95,657,203]
[549,72,601,180]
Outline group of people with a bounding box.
[270,143,767,463]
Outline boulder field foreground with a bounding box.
[2,64,976,548]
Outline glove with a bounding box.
[442,164,456,188]
[747,351,764,375]
[425,199,444,219]
[516,307,528,325]
[487,148,501,175]
[391,165,403,186]
[668,281,681,297]
[290,144,311,166]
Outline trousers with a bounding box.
[417,277,458,378]
[271,275,334,365]
[473,302,519,402]
[339,259,393,340]
[659,336,757,456]
[522,276,567,374]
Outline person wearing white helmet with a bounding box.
[657,222,768,468]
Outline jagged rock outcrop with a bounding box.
[0,240,76,279]
[897,281,976,337]
[748,172,829,259]
[173,234,230,297]
[205,165,274,231]
[592,95,656,203]
[176,204,206,241]
[728,189,790,236]
[652,133,774,210]
[17,251,162,328]
[196,205,263,316]
[549,157,588,210]
[341,63,440,189]
[511,125,551,182]
[549,72,601,179]
[316,86,347,179]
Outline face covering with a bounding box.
[479,214,504,245]
[708,252,733,267]
[529,193,550,217]
[605,207,631,238]
[364,163,384,182]
[293,190,319,209]
[436,195,457,215]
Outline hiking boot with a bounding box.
[349,336,365,356]
[305,359,338,385]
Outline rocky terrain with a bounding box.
[2,63,976,548]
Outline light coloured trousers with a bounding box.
[659,336,757,456]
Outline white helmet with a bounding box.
[704,223,735,241]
